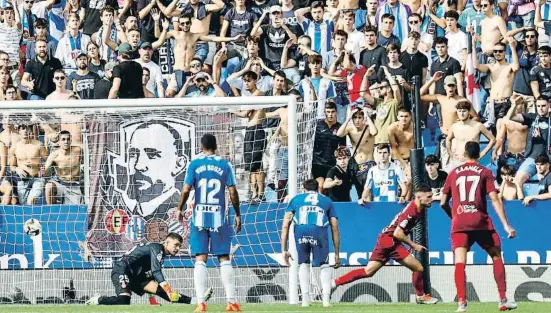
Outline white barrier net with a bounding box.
[0,99,318,304]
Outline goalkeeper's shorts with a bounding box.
[111,264,150,296]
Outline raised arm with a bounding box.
[250,12,267,37]
[295,7,310,24]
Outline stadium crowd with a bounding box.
[0,0,551,206]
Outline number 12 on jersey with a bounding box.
[198,178,221,204]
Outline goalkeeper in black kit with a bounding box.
[86,233,212,305]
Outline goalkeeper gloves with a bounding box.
[161,283,180,302]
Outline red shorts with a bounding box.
[451,230,502,252]
[369,234,410,262]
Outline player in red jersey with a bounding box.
[441,141,517,312]
[331,186,438,305]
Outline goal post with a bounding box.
[0,96,314,305]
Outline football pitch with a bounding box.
[4,302,549,313]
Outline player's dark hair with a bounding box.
[536,95,550,102]
[456,100,472,111]
[386,43,400,54]
[59,130,71,137]
[500,165,515,176]
[334,29,348,40]
[334,147,351,158]
[408,31,420,39]
[166,232,183,242]
[398,108,411,115]
[444,10,459,21]
[535,154,550,165]
[308,54,323,64]
[409,13,422,21]
[424,154,440,166]
[464,141,480,160]
[274,70,286,80]
[381,13,395,22]
[133,120,187,157]
[201,133,217,152]
[363,25,377,35]
[243,71,258,81]
[376,143,390,153]
[352,108,365,118]
[415,185,433,194]
[538,46,551,55]
[434,36,448,46]
[303,179,319,192]
[180,12,193,21]
[311,1,324,9]
[325,100,337,111]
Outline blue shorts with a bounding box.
[194,43,209,63]
[190,224,233,256]
[294,225,329,266]
[518,157,536,178]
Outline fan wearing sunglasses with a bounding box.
[472,37,520,125]
[46,69,72,100]
[478,0,508,56]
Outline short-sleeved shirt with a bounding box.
[366,163,406,202]
[399,50,428,81]
[430,56,461,95]
[513,46,539,95]
[359,46,387,82]
[340,65,366,103]
[376,32,400,48]
[372,98,400,144]
[521,113,551,159]
[80,0,119,35]
[112,61,144,99]
[301,19,334,55]
[538,171,551,195]
[224,9,257,39]
[184,154,236,229]
[312,119,346,168]
[326,166,352,202]
[286,191,337,228]
[381,200,422,237]
[24,56,63,98]
[442,162,496,233]
[260,24,290,65]
[427,170,448,198]
[529,65,551,99]
[66,71,100,99]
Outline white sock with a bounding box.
[320,264,332,304]
[299,263,310,304]
[194,261,207,304]
[220,260,236,303]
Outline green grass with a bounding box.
[3,302,549,313]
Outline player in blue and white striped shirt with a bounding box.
[296,1,336,56]
[360,143,407,203]
[281,179,340,308]
[177,134,242,312]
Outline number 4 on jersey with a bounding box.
[305,193,319,205]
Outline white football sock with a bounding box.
[299,263,310,305]
[220,260,236,303]
[194,261,207,303]
[320,264,332,304]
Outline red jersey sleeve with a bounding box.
[442,171,453,195]
[483,168,497,194]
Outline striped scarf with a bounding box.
[383,3,409,43]
[97,24,118,62]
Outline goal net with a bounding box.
[0,97,318,305]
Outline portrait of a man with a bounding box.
[109,118,196,220]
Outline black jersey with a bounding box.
[117,243,166,283]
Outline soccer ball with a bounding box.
[24,218,42,237]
